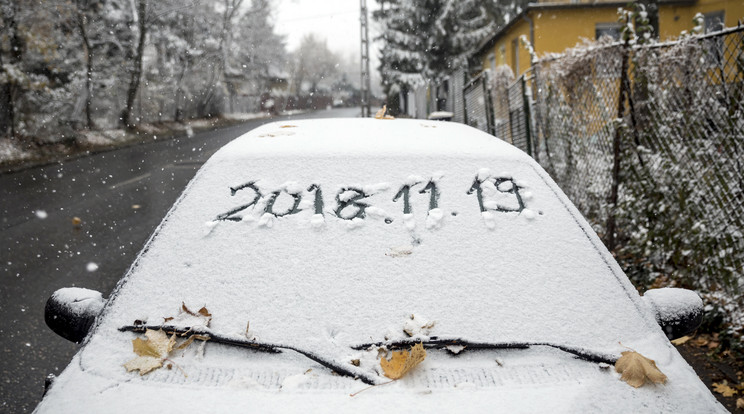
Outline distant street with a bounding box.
[0,107,360,413]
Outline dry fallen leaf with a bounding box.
[615,351,667,388]
[712,381,738,397]
[736,397,744,409]
[380,343,426,380]
[123,329,176,375]
[374,105,395,120]
[181,302,212,318]
[71,217,82,227]
[374,106,386,119]
[163,302,212,327]
[670,335,691,346]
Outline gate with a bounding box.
[507,73,534,156]
[463,70,494,134]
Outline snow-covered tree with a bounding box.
[121,0,148,128]
[235,0,286,91]
[1,0,288,140]
[373,0,498,109]
[291,34,339,95]
[0,0,25,138]
[0,0,92,140]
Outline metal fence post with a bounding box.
[521,76,533,157]
[606,38,630,253]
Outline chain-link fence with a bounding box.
[522,27,743,306]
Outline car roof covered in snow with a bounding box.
[36,118,723,413]
[207,117,528,157]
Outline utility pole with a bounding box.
[360,0,372,117]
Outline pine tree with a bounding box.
[373,0,496,103]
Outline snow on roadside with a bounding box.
[0,138,32,163]
[223,113,273,122]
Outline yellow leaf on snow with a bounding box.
[380,343,426,380]
[124,329,176,375]
[712,381,738,398]
[374,105,395,120]
[615,351,667,388]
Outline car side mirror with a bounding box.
[642,288,703,340]
[45,288,105,343]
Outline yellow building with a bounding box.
[475,0,744,77]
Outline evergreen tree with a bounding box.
[373,0,497,107]
[236,0,287,94]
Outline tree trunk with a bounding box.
[0,53,14,138]
[78,11,94,130]
[0,5,23,139]
[174,63,187,122]
[122,0,147,129]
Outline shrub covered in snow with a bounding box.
[525,25,743,338]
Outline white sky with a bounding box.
[274,0,365,56]
[274,0,382,91]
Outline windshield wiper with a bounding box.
[119,324,381,385]
[352,337,618,365]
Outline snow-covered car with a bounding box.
[38,119,723,412]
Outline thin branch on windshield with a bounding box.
[352,338,618,365]
[119,324,381,385]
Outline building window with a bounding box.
[511,37,520,75]
[703,11,725,33]
[499,45,506,65]
[703,11,725,66]
[595,23,622,40]
[488,52,496,73]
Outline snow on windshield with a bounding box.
[81,119,659,379]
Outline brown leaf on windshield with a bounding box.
[123,329,176,375]
[380,343,426,380]
[180,302,212,325]
[615,351,667,388]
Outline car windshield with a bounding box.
[85,120,657,374]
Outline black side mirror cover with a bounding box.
[643,288,703,340]
[45,288,105,343]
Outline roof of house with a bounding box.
[473,0,696,57]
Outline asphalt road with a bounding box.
[0,107,360,412]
